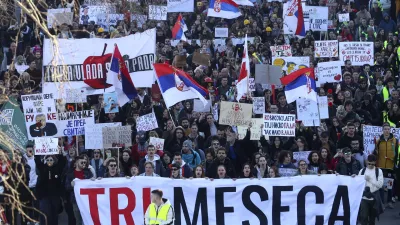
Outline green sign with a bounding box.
[0,99,29,152]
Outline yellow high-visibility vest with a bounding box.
[383,111,396,127]
[148,202,171,224]
[383,86,389,102]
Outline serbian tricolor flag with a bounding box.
[106,44,137,106]
[207,0,241,19]
[280,68,317,104]
[172,14,188,41]
[153,64,209,108]
[294,0,305,36]
[236,35,250,101]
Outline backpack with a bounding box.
[360,167,379,181]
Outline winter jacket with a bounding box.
[182,149,201,169]
[335,157,362,176]
[378,13,396,34]
[34,155,67,200]
[138,154,166,177]
[90,158,105,178]
[374,133,398,169]
[206,158,236,178]
[167,160,192,178]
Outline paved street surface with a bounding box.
[56,203,400,225]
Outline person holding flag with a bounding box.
[280,67,317,103]
[153,64,209,108]
[106,44,137,106]
[172,14,188,42]
[236,35,250,102]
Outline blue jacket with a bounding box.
[182,149,201,169]
[379,13,396,34]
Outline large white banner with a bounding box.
[42,29,156,97]
[74,176,365,225]
[167,0,194,12]
[339,42,374,66]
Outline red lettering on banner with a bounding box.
[110,188,136,225]
[47,113,56,120]
[142,188,151,216]
[80,188,105,225]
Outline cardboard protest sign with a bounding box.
[0,100,29,152]
[263,113,295,136]
[80,5,113,25]
[278,168,297,177]
[270,45,292,57]
[308,7,328,31]
[136,112,158,131]
[255,64,282,85]
[193,99,212,112]
[314,40,338,58]
[84,122,121,149]
[148,5,167,20]
[57,110,95,137]
[212,103,219,121]
[339,42,374,66]
[237,126,248,140]
[219,102,252,126]
[384,178,394,190]
[34,137,58,155]
[173,55,187,68]
[296,98,320,127]
[102,126,132,148]
[363,126,400,155]
[65,88,87,103]
[318,96,329,119]
[250,118,263,140]
[97,14,124,31]
[271,57,310,77]
[316,61,342,84]
[21,93,56,114]
[149,137,165,151]
[215,28,228,37]
[103,92,119,113]
[192,52,210,66]
[167,0,194,12]
[293,151,311,167]
[47,8,73,28]
[338,13,350,22]
[252,97,265,114]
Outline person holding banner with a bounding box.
[144,189,174,225]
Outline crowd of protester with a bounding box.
[0,0,400,225]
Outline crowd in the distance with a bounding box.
[0,0,400,225]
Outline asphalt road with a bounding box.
[56,203,400,225]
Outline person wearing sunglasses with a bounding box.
[67,155,93,225]
[335,147,362,176]
[169,163,182,179]
[34,149,66,225]
[358,154,384,225]
[104,158,121,178]
[23,145,39,223]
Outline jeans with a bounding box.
[359,199,377,225]
[39,196,60,225]
[72,203,82,225]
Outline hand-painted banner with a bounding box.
[252,97,265,114]
[34,137,58,155]
[74,176,365,225]
[296,98,320,127]
[42,29,156,97]
[102,126,132,148]
[362,125,400,155]
[270,45,292,57]
[84,122,121,149]
[271,57,309,77]
[219,102,252,126]
[339,42,374,66]
[314,40,338,58]
[263,113,296,136]
[316,61,342,84]
[136,112,158,132]
[21,93,56,114]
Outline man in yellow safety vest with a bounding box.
[145,189,174,225]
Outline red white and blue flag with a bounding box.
[280,68,316,103]
[172,14,188,42]
[284,0,305,36]
[153,63,209,108]
[236,35,250,101]
[207,0,241,19]
[107,44,137,106]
